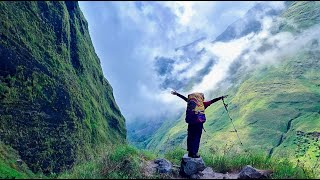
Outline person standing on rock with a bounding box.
[171,90,228,158]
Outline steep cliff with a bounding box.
[0,1,125,174]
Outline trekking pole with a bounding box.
[222,97,243,145]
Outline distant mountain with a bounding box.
[214,2,284,42]
[0,1,125,175]
[175,36,207,52]
[153,2,288,93]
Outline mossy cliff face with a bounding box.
[0,1,125,174]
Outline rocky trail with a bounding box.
[142,154,273,179]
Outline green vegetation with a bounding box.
[58,144,156,179]
[164,147,185,165]
[280,1,320,32]
[0,141,41,179]
[0,1,125,175]
[0,143,158,179]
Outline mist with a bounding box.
[187,17,320,96]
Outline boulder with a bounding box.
[238,165,272,179]
[190,173,202,179]
[180,154,206,177]
[154,158,173,173]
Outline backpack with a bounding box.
[185,93,206,124]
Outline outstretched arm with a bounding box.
[171,90,188,102]
[204,95,228,109]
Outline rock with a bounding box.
[142,160,158,177]
[171,165,181,177]
[198,167,239,179]
[190,173,201,179]
[180,154,206,176]
[238,165,272,179]
[154,158,173,173]
[16,159,23,166]
[200,167,216,179]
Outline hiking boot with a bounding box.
[193,153,200,158]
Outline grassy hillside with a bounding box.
[0,1,125,175]
[145,1,320,175]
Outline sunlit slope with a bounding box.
[279,1,320,32]
[148,50,320,153]
[202,50,320,153]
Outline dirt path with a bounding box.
[142,160,239,179]
[199,167,239,179]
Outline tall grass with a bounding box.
[58,144,156,179]
[164,147,185,165]
[164,146,317,179]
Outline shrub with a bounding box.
[164,147,185,165]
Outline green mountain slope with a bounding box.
[0,1,125,174]
[146,1,320,170]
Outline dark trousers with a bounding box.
[187,123,203,155]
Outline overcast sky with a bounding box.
[78,1,266,122]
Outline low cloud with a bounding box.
[189,17,320,97]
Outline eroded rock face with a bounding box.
[180,154,206,177]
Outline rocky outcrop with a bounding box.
[142,158,180,178]
[180,154,206,177]
[238,165,273,179]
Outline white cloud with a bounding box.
[191,18,320,98]
[172,61,190,72]
[191,34,253,94]
[265,1,286,10]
